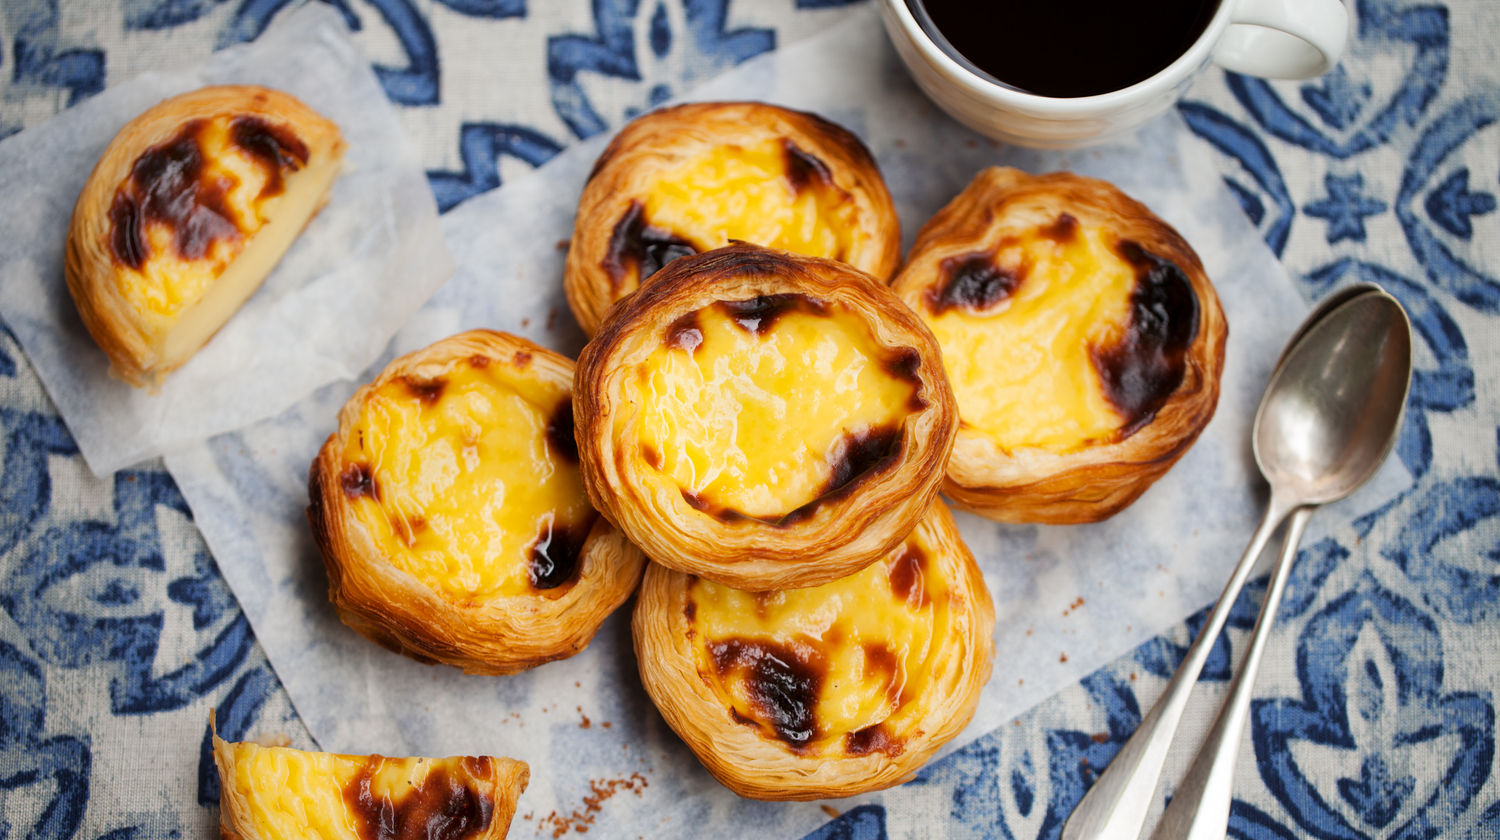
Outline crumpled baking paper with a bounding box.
[164,7,1410,838]
[0,3,453,475]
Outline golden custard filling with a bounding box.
[629,295,920,521]
[922,217,1196,453]
[607,140,859,292]
[106,114,339,353]
[340,356,594,603]
[687,525,952,756]
[218,740,498,839]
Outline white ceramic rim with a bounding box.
[886,0,1237,114]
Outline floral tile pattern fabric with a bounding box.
[0,0,1495,837]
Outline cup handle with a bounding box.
[1213,0,1349,80]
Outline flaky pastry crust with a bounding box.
[575,243,957,590]
[891,168,1228,523]
[564,101,900,335]
[632,501,995,800]
[66,85,344,387]
[212,713,529,839]
[309,330,645,675]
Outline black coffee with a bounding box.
[909,0,1219,98]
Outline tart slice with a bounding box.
[308,330,646,674]
[633,501,994,800]
[66,85,345,386]
[564,101,900,335]
[575,243,957,590]
[891,168,1228,523]
[213,723,528,839]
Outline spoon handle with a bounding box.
[1148,506,1314,840]
[1061,494,1296,840]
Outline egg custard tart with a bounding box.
[891,168,1228,524]
[575,243,956,591]
[564,101,900,335]
[309,330,646,674]
[66,85,344,387]
[633,501,994,800]
[213,725,528,839]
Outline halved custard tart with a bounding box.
[213,723,528,839]
[891,168,1228,524]
[308,330,646,674]
[66,85,345,386]
[575,243,956,590]
[564,101,900,335]
[633,501,994,800]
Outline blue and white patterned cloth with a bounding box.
[0,1,1496,837]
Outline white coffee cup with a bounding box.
[877,0,1349,148]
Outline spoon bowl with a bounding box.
[1254,294,1411,503]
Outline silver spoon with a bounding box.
[1150,286,1412,839]
[1061,283,1412,840]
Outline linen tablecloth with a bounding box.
[1,1,1496,837]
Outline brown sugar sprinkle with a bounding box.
[538,773,648,838]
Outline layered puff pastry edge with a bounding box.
[66,85,344,387]
[632,501,995,800]
[564,101,901,335]
[891,168,1228,524]
[213,717,528,839]
[574,243,957,591]
[308,330,646,675]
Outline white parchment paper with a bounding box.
[0,3,453,476]
[165,8,1411,838]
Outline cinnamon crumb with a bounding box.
[546,307,558,330]
[1059,652,1068,663]
[556,239,570,251]
[537,773,649,837]
[1091,732,1109,744]
[821,805,841,819]
[579,706,592,729]
[522,317,531,328]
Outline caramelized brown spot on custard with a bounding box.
[683,598,697,623]
[641,444,663,470]
[511,350,532,369]
[603,201,697,292]
[228,115,309,199]
[781,139,834,195]
[342,760,494,840]
[710,638,825,750]
[1093,241,1200,436]
[402,376,446,406]
[680,424,903,527]
[544,400,579,463]
[340,463,376,499]
[845,723,904,757]
[391,514,426,548]
[926,251,1024,314]
[665,311,703,353]
[717,293,828,335]
[467,354,491,369]
[108,119,239,270]
[881,347,929,411]
[888,545,929,608]
[861,643,900,695]
[820,424,903,501]
[527,517,593,591]
[1040,212,1079,242]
